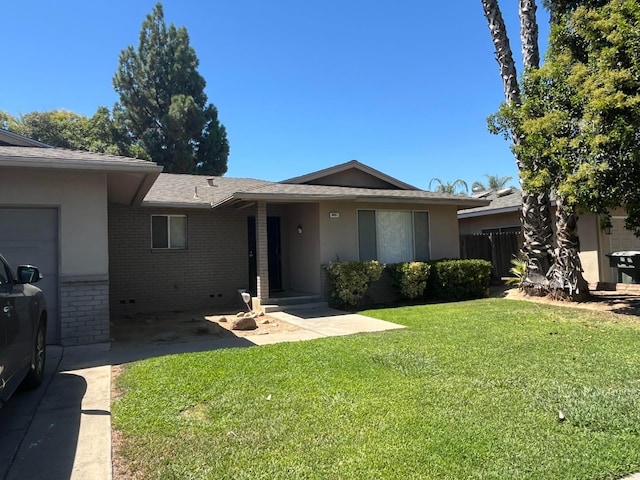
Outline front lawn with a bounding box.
[112,299,640,479]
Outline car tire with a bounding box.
[21,322,46,390]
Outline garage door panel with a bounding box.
[0,208,59,344]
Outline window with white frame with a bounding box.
[151,215,187,249]
[358,210,430,263]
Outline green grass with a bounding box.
[112,299,640,479]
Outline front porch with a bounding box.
[247,200,323,308]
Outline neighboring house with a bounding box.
[0,131,489,346]
[458,187,640,287]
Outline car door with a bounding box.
[0,257,30,396]
[0,259,13,395]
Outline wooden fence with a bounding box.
[460,232,523,280]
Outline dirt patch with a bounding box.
[494,285,640,318]
[110,309,301,348]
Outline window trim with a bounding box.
[151,214,188,250]
[357,209,431,263]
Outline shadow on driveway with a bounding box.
[0,347,84,480]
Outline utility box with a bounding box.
[606,251,640,284]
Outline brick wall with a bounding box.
[108,204,252,315]
[60,277,110,345]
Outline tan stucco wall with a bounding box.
[286,203,321,293]
[576,212,602,285]
[318,201,461,263]
[459,211,521,235]
[0,169,109,276]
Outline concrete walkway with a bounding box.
[0,307,402,480]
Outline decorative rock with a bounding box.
[236,312,245,318]
[218,316,227,323]
[260,318,270,325]
[231,316,257,330]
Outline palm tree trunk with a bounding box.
[481,0,521,108]
[482,0,553,294]
[546,195,590,300]
[520,0,586,301]
[519,0,540,69]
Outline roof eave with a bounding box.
[458,205,521,219]
[212,192,490,209]
[0,156,163,174]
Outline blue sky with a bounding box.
[1,1,549,190]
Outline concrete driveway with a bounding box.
[0,307,402,479]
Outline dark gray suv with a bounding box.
[0,253,47,407]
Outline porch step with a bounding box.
[263,302,329,313]
[262,296,327,313]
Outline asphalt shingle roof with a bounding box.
[458,189,522,217]
[142,173,490,209]
[0,146,160,170]
[143,173,273,207]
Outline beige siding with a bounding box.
[576,213,602,285]
[108,204,252,314]
[0,168,109,276]
[0,168,111,345]
[286,203,321,293]
[318,201,461,263]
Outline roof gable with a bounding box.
[281,160,418,190]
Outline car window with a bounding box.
[0,264,9,286]
[0,259,12,287]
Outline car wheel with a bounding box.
[21,322,46,390]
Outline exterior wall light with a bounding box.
[601,216,613,235]
[297,225,303,234]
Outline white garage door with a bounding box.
[0,208,59,344]
[609,217,640,252]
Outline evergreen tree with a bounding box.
[113,3,229,174]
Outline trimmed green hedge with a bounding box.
[387,262,431,299]
[326,259,492,308]
[427,259,492,301]
[326,260,384,309]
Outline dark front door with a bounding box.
[247,216,283,295]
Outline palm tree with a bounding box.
[471,174,514,192]
[481,0,555,295]
[428,178,468,195]
[519,0,588,300]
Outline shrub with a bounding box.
[326,260,384,309]
[387,262,431,299]
[428,259,492,300]
[505,256,527,289]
